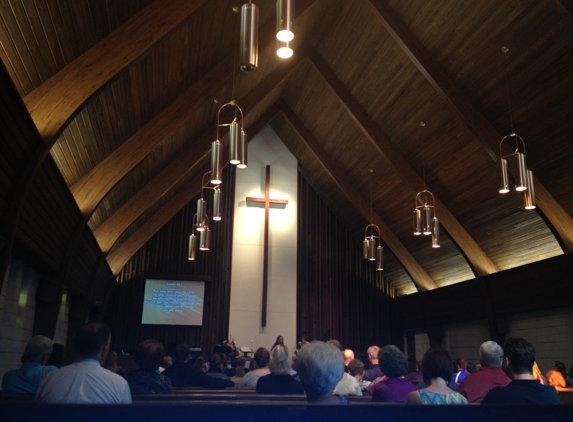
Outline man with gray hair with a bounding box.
[458,340,511,403]
[363,345,383,381]
[2,335,58,394]
[296,341,349,404]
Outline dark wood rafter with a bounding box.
[277,100,437,292]
[106,103,282,275]
[307,48,499,277]
[23,0,209,146]
[94,48,308,254]
[366,0,573,252]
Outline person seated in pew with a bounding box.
[328,340,362,396]
[2,335,58,395]
[347,358,372,392]
[240,347,271,387]
[123,339,173,395]
[35,322,131,404]
[370,345,418,403]
[256,345,303,395]
[296,341,349,404]
[406,348,468,405]
[163,344,233,389]
[482,338,560,405]
[207,353,234,384]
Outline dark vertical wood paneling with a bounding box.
[109,166,236,354]
[297,170,398,352]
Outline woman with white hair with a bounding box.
[256,345,303,394]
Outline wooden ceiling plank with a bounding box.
[278,99,436,292]
[71,51,232,219]
[308,48,498,277]
[23,0,209,146]
[366,0,573,253]
[106,104,282,275]
[94,54,306,254]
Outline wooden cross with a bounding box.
[246,165,288,327]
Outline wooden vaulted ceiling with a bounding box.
[1,0,572,296]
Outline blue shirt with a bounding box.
[2,362,58,394]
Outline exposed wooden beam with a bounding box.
[23,0,208,146]
[308,49,498,277]
[278,100,436,292]
[366,0,573,253]
[94,47,307,254]
[106,104,282,275]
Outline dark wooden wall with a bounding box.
[297,171,399,351]
[109,167,236,354]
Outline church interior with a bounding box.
[0,0,572,417]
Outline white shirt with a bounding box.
[35,359,132,404]
[333,372,362,396]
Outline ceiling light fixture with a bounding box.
[240,1,259,72]
[276,0,294,42]
[413,190,440,248]
[498,46,535,210]
[362,169,383,271]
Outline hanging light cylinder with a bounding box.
[368,237,376,261]
[237,130,248,169]
[376,246,383,271]
[211,140,222,185]
[196,198,207,231]
[524,170,536,210]
[200,228,211,250]
[422,205,432,235]
[188,234,197,260]
[213,188,222,221]
[229,121,240,164]
[413,209,422,235]
[240,2,259,73]
[362,238,369,260]
[514,152,527,191]
[498,158,509,193]
[277,40,293,58]
[431,218,440,248]
[276,0,294,42]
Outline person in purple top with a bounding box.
[370,345,418,402]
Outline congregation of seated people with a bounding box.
[2,324,570,407]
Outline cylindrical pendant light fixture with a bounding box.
[362,238,369,260]
[229,121,240,164]
[211,140,222,185]
[376,245,383,271]
[200,228,211,251]
[413,209,422,235]
[240,2,259,73]
[498,158,509,193]
[514,152,527,191]
[213,188,222,221]
[431,218,440,248]
[368,237,376,261]
[188,234,197,260]
[277,40,293,58]
[422,205,432,235]
[237,130,248,169]
[196,198,207,231]
[524,170,536,210]
[276,0,294,42]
